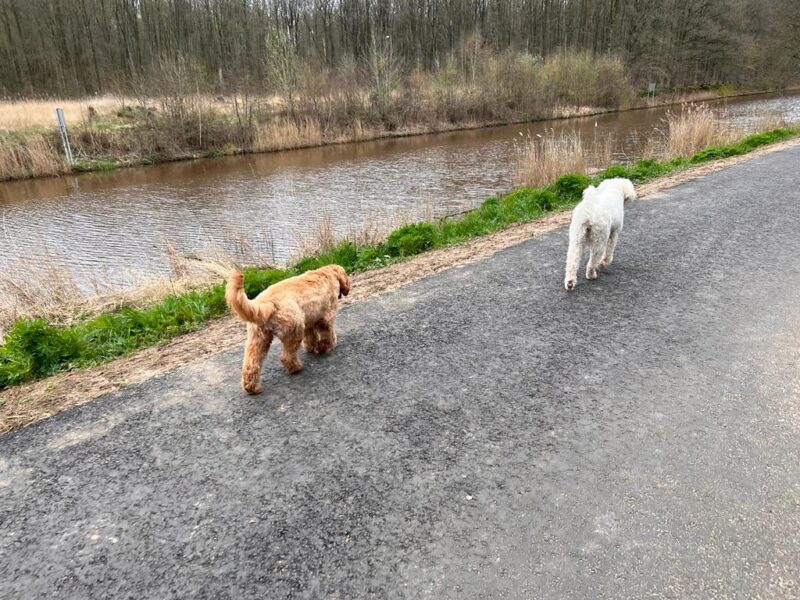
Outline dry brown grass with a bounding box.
[644,105,790,159]
[0,81,784,183]
[0,210,408,340]
[0,96,122,130]
[550,105,605,119]
[737,114,790,135]
[252,117,324,151]
[0,135,68,180]
[0,254,87,332]
[0,252,232,339]
[0,238,263,340]
[660,104,732,158]
[637,89,734,110]
[294,215,338,257]
[346,215,407,247]
[0,208,411,339]
[514,129,613,188]
[1,206,412,339]
[293,210,417,261]
[0,95,281,131]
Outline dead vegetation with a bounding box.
[0,135,69,180]
[294,211,418,260]
[515,87,766,184]
[514,129,614,187]
[645,105,790,159]
[0,237,260,340]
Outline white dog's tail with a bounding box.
[226,271,275,325]
[598,177,637,202]
[619,178,637,202]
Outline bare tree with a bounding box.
[0,0,797,98]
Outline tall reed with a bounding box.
[0,135,68,180]
[514,130,613,188]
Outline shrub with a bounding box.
[354,245,392,270]
[0,319,84,383]
[531,189,559,211]
[540,53,629,109]
[631,158,673,181]
[596,165,634,181]
[550,173,591,204]
[500,190,536,221]
[386,222,438,257]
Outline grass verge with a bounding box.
[0,126,797,390]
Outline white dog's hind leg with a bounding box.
[601,228,620,268]
[586,228,609,280]
[564,229,585,291]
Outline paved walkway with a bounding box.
[2,147,799,599]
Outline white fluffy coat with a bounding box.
[564,178,636,290]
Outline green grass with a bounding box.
[72,158,118,173]
[0,126,797,390]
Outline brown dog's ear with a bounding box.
[330,264,350,298]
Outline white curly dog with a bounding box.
[564,178,637,291]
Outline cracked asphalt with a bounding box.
[2,146,800,599]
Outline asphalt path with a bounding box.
[2,146,800,599]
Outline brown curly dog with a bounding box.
[226,264,350,394]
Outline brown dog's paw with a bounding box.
[242,380,262,395]
[280,356,304,373]
[315,340,335,354]
[241,369,262,394]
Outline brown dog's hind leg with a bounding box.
[241,324,273,395]
[279,326,304,373]
[314,313,338,354]
[303,326,321,354]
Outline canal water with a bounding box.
[1,91,798,290]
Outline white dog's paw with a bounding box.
[565,279,577,291]
[586,268,598,280]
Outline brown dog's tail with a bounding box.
[226,271,275,325]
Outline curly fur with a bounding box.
[564,178,636,290]
[226,264,350,394]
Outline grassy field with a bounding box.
[0,124,796,391]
